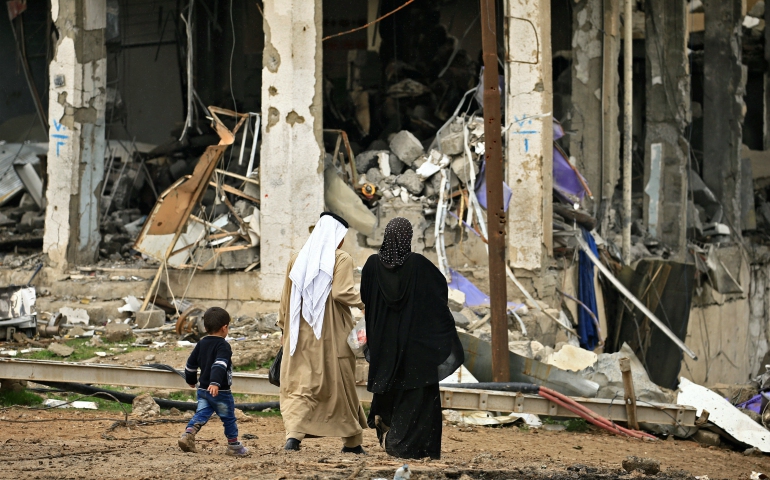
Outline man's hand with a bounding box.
[207,384,219,397]
[188,384,196,389]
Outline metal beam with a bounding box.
[0,359,695,426]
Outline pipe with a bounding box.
[37,381,279,412]
[576,235,698,359]
[622,0,633,263]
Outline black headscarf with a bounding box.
[378,217,412,266]
[361,251,464,394]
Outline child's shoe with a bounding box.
[178,432,197,453]
[225,442,250,457]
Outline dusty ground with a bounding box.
[0,407,767,480]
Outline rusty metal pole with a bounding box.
[479,0,509,383]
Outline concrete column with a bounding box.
[44,0,107,268]
[504,0,553,271]
[570,0,620,215]
[259,0,324,299]
[702,0,746,232]
[643,0,690,259]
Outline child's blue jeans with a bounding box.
[186,388,238,440]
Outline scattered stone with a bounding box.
[144,354,156,362]
[744,447,762,456]
[134,336,153,345]
[396,169,424,195]
[447,288,466,311]
[366,167,383,184]
[0,379,28,392]
[621,456,660,475]
[235,408,253,423]
[135,308,166,329]
[88,335,103,346]
[132,393,160,418]
[355,150,388,174]
[692,429,721,447]
[389,153,405,175]
[183,411,194,419]
[104,322,133,342]
[68,326,87,337]
[440,131,465,156]
[48,343,75,357]
[389,130,424,166]
[451,155,479,184]
[452,311,470,328]
[168,407,182,416]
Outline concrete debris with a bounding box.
[135,308,166,329]
[396,169,424,195]
[44,399,98,410]
[580,343,674,404]
[47,342,75,357]
[118,296,142,313]
[443,409,542,427]
[621,456,660,475]
[439,130,465,156]
[448,288,466,311]
[692,429,721,447]
[59,307,90,325]
[389,130,424,166]
[104,322,134,342]
[68,326,87,337]
[545,345,598,372]
[132,393,160,418]
[678,377,770,453]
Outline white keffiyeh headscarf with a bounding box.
[288,214,348,356]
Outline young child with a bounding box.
[178,307,248,456]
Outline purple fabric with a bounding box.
[553,143,587,200]
[475,161,513,212]
[737,394,763,414]
[448,269,523,312]
[553,119,565,141]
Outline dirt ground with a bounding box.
[0,407,767,480]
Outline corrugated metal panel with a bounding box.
[0,143,44,206]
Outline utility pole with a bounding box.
[479,0,509,383]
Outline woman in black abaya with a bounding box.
[360,217,463,460]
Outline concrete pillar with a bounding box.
[702,0,746,232]
[259,0,324,299]
[44,0,107,267]
[643,0,690,259]
[504,0,553,271]
[570,0,620,218]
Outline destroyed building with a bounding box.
[1,0,770,397]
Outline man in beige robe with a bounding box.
[277,213,367,453]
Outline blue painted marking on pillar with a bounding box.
[524,138,529,153]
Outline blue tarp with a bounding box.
[577,228,600,350]
[448,269,523,312]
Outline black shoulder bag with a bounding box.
[268,347,283,387]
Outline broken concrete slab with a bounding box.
[546,345,598,372]
[48,343,75,357]
[389,130,424,166]
[678,377,770,452]
[355,150,388,174]
[135,308,166,329]
[104,322,133,342]
[60,306,90,325]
